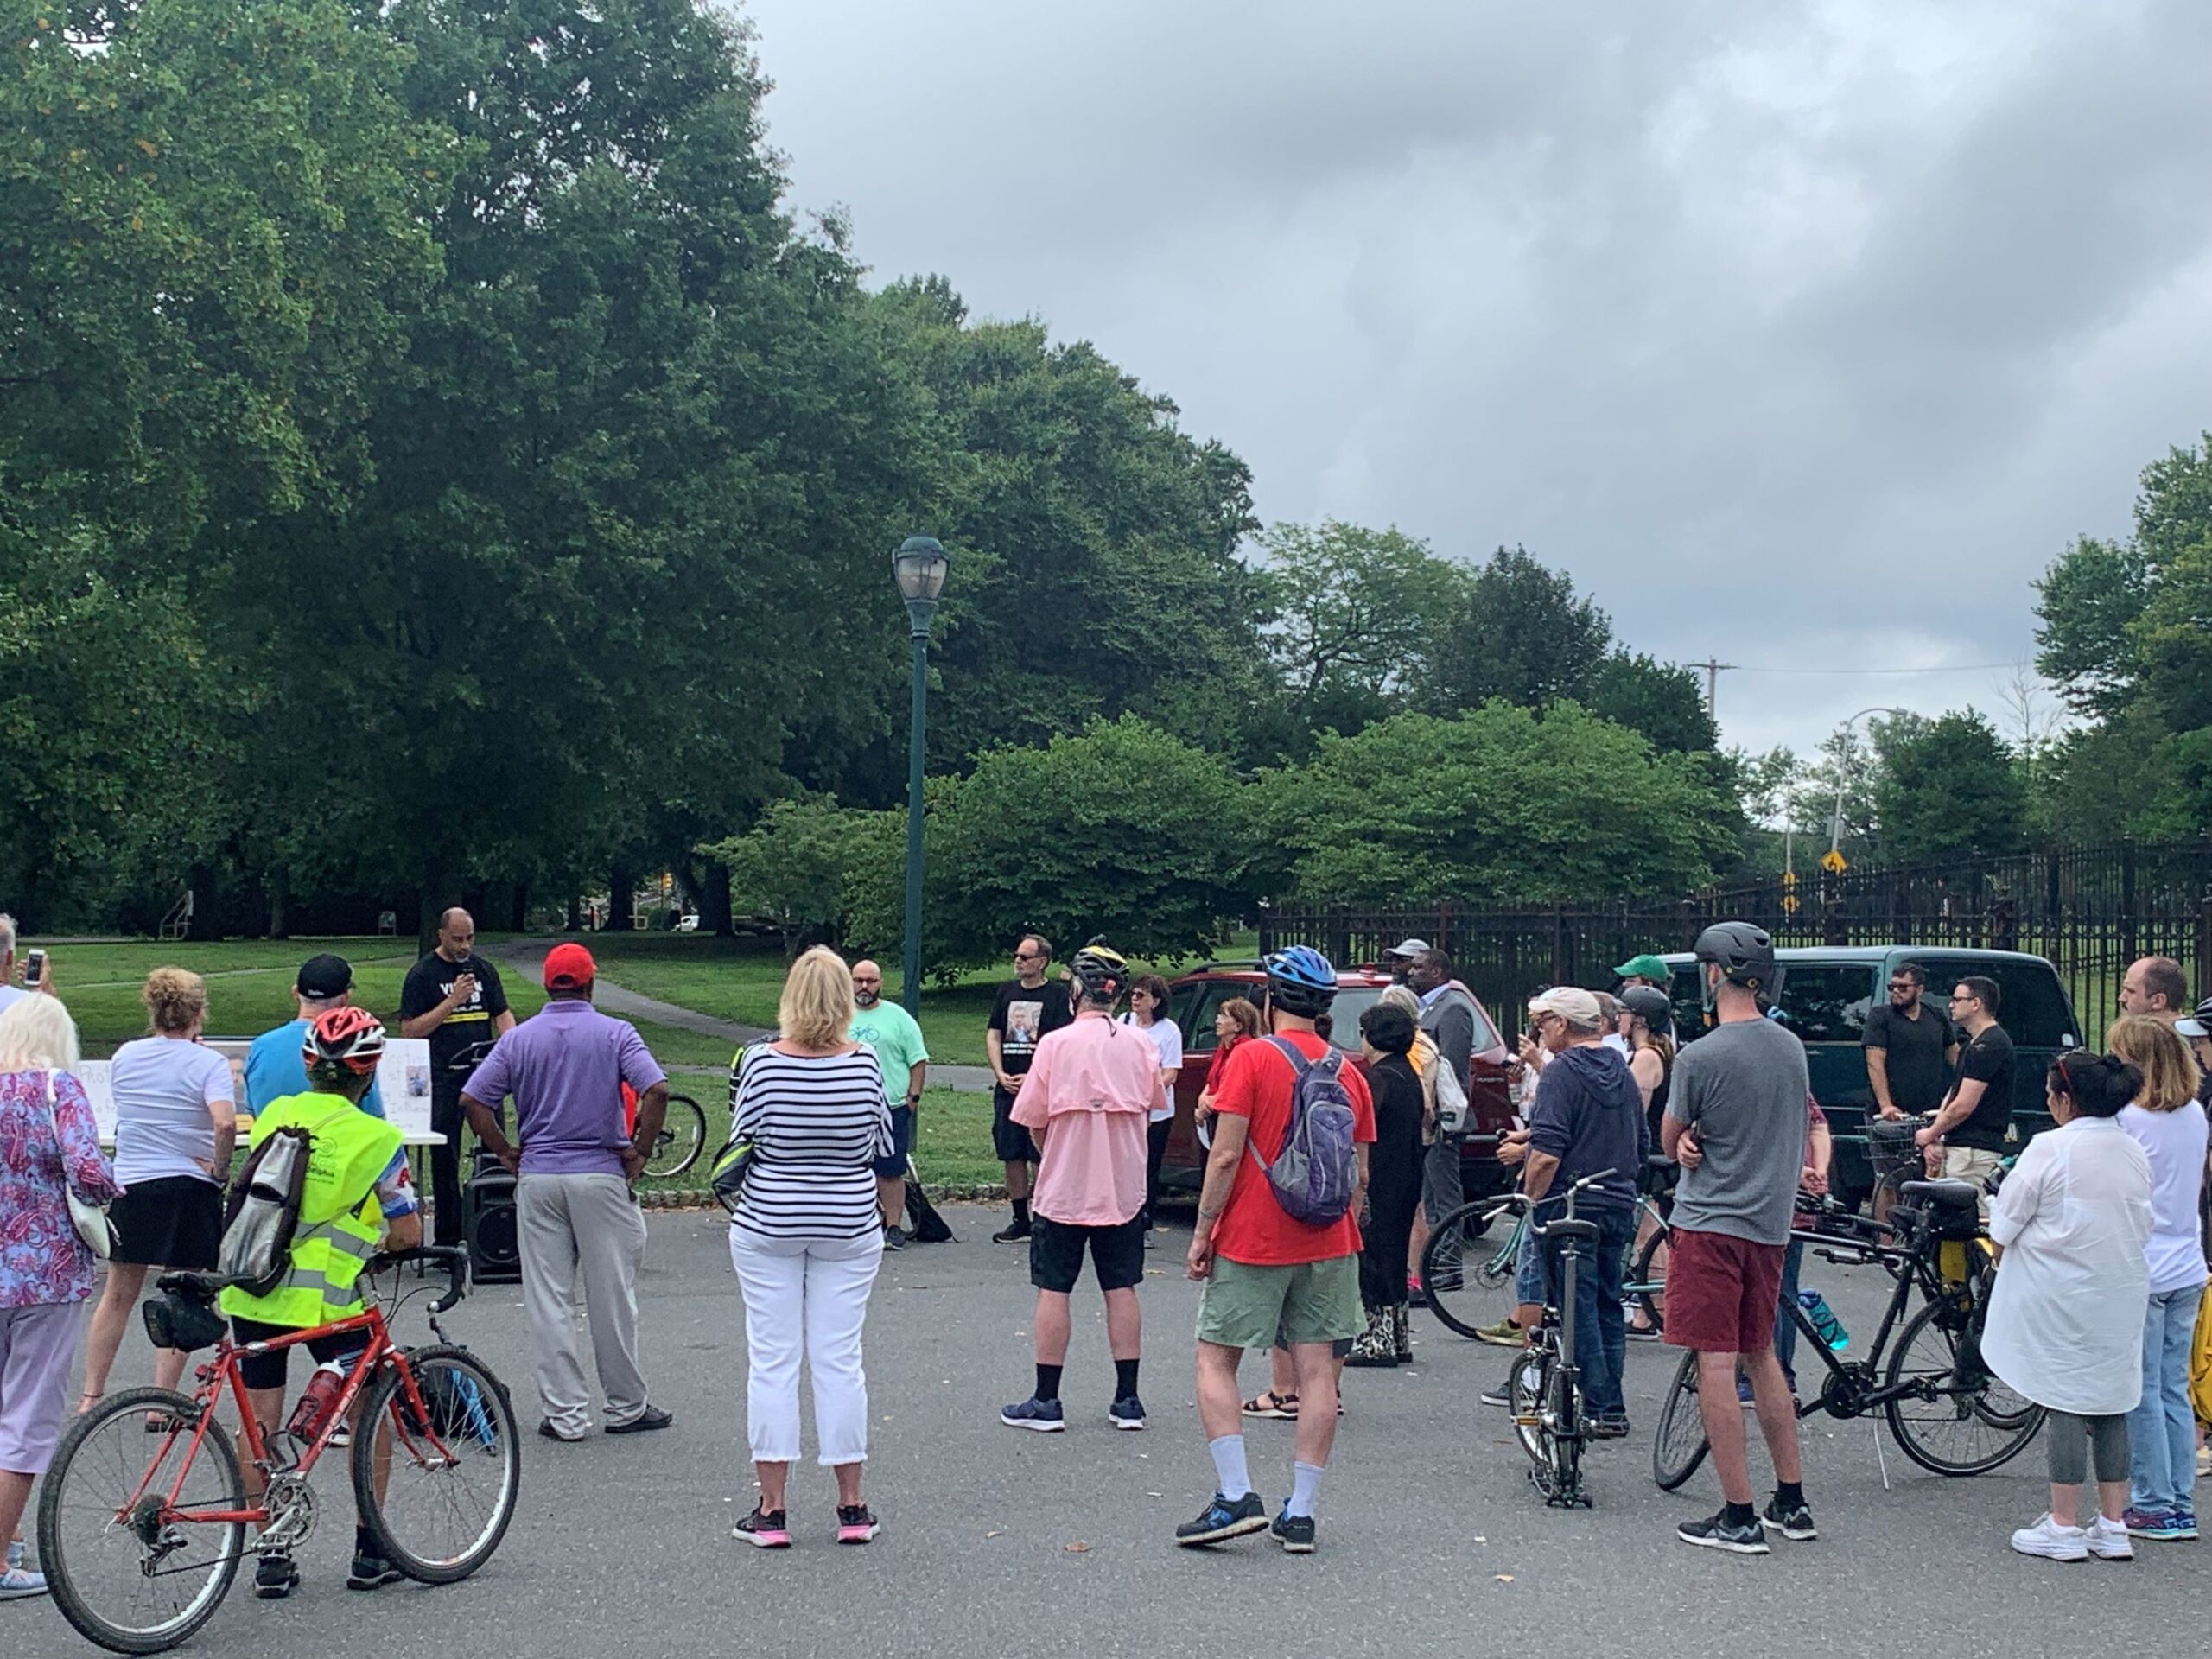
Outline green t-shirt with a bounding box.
[849,1001,931,1105]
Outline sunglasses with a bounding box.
[1887,982,1917,991]
[1014,950,1044,963]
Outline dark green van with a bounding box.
[1659,946,2083,1212]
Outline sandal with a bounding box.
[75,1390,104,1415]
[1242,1390,1298,1420]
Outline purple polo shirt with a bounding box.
[461,999,666,1177]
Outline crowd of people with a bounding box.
[5,906,2212,1603]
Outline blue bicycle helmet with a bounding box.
[1262,946,1338,1018]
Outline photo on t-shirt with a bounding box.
[1006,1000,1043,1049]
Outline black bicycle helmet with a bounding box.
[1692,920,1776,993]
[1262,945,1338,1019]
[1618,984,1674,1031]
[1069,938,1131,1001]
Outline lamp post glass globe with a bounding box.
[894,535,946,1015]
[893,535,948,617]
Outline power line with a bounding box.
[1689,658,1737,715]
[1728,661,2028,677]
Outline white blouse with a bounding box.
[1983,1116,2152,1417]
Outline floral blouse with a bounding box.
[0,1068,123,1307]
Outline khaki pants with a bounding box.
[1942,1147,2005,1218]
[518,1172,651,1435]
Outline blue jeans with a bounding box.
[1772,1237,1806,1390]
[1538,1200,1634,1419]
[2129,1281,2204,1515]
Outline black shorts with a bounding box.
[992,1089,1037,1165]
[873,1105,915,1178]
[229,1316,372,1394]
[1029,1214,1146,1294]
[109,1176,224,1269]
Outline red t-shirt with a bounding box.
[1209,1032,1376,1267]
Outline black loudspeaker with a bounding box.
[463,1155,521,1285]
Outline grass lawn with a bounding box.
[636,1082,1000,1196]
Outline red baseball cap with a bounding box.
[543,942,597,991]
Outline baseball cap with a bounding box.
[1611,953,1671,982]
[296,953,354,1000]
[543,942,597,991]
[1384,938,1433,960]
[2179,997,2212,1039]
[1529,987,1605,1027]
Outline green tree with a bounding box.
[2035,536,2152,716]
[1249,703,1737,906]
[1586,652,1719,753]
[700,798,860,959]
[1872,711,2026,861]
[1429,546,1614,715]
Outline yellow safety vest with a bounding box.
[219,1092,404,1330]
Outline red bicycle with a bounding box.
[37,1247,521,1654]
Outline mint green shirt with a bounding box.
[849,1001,930,1105]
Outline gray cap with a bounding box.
[1384,938,1432,960]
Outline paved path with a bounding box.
[21,1211,2192,1658]
[483,938,997,1091]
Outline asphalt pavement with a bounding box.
[15,1207,2199,1658]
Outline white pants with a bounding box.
[728,1227,882,1466]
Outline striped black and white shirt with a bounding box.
[728,1045,894,1242]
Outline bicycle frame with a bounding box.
[1781,1217,1986,1419]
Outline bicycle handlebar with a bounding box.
[368,1245,471,1313]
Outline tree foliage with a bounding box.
[1872,712,2027,862]
[700,798,858,960]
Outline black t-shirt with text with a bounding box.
[1949,1023,2016,1151]
[1863,1001,1955,1116]
[399,952,512,1092]
[988,977,1074,1096]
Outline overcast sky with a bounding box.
[735,0,2212,760]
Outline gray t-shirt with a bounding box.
[1665,1016,1809,1246]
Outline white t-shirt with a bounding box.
[0,983,26,1013]
[1601,1032,1630,1058]
[1984,1116,2152,1416]
[1120,1014,1185,1122]
[109,1036,234,1186]
[2120,1100,2211,1295]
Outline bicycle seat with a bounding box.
[1536,1217,1599,1241]
[1643,1154,1675,1170]
[156,1271,244,1300]
[1897,1179,1980,1207]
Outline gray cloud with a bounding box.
[738,0,2212,759]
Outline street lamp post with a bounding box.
[1827,706,1907,856]
[893,536,949,1015]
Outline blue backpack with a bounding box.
[1249,1036,1360,1226]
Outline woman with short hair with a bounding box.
[78,969,235,1412]
[0,995,119,1596]
[2106,1014,2208,1541]
[726,946,893,1548]
[1347,1003,1425,1367]
[1121,975,1183,1236]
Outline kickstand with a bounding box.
[1869,1416,1892,1492]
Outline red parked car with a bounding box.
[1154,961,1523,1204]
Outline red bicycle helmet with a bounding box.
[302,1005,386,1076]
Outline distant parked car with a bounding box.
[1658,945,2083,1212]
[1156,961,1524,1206]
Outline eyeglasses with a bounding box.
[1887,982,1916,992]
[1014,950,1043,963]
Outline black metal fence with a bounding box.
[1259,839,2212,1030]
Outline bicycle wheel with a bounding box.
[1624,1224,1667,1333]
[643,1092,707,1179]
[1651,1349,1710,1491]
[1421,1201,1522,1340]
[354,1346,522,1584]
[1508,1343,1550,1469]
[1882,1300,2044,1476]
[38,1387,245,1656]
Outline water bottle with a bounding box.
[1797,1289,1849,1351]
[284,1362,350,1451]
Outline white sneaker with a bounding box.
[0,1565,46,1599]
[2011,1513,2089,1561]
[2087,1516,2135,1561]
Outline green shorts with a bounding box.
[1194,1254,1363,1351]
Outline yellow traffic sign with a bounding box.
[1781,893,1802,913]
[1781,869,1799,887]
[1820,849,1848,874]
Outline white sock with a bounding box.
[1208,1435,1252,1500]
[1287,1460,1325,1518]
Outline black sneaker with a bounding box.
[1270,1508,1317,1554]
[732,1505,791,1548]
[882,1224,907,1252]
[605,1405,673,1435]
[1677,1510,1770,1554]
[346,1551,403,1591]
[1761,1495,1817,1541]
[991,1217,1033,1243]
[1174,1491,1269,1547]
[1109,1395,1147,1431]
[1588,1411,1631,1440]
[254,1552,301,1599]
[836,1503,880,1544]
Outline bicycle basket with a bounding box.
[1865,1120,1924,1185]
[144,1291,228,1352]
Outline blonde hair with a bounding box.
[143,966,208,1035]
[779,945,857,1048]
[2107,1014,2203,1113]
[0,994,80,1072]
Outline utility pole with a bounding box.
[1692,658,1738,718]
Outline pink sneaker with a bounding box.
[836,1504,880,1545]
[733,1505,790,1548]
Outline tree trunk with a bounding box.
[509,881,529,933]
[701,862,734,937]
[185,864,225,942]
[565,888,582,932]
[267,869,290,940]
[608,863,636,932]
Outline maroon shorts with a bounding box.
[1663,1229,1786,1355]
